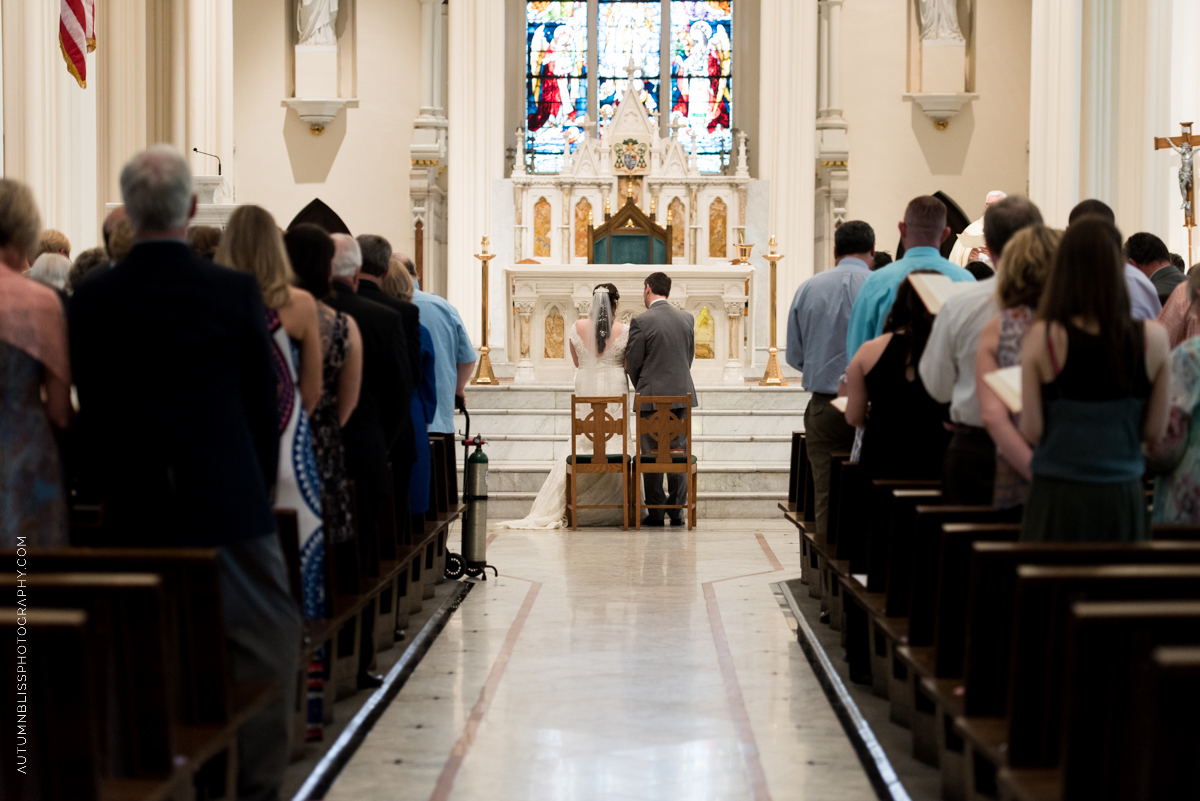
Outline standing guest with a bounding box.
[1067,199,1162,320]
[1171,252,1186,271]
[410,254,476,451]
[785,220,873,536]
[216,205,326,621]
[871,251,892,271]
[1158,270,1200,348]
[918,196,1043,504]
[1019,217,1170,542]
[381,255,438,521]
[1125,232,1184,307]
[1147,335,1200,525]
[975,225,1061,510]
[67,247,111,294]
[36,228,70,259]
[285,223,363,552]
[326,233,413,688]
[844,271,951,480]
[0,180,71,547]
[25,252,71,292]
[187,225,222,260]
[845,196,974,361]
[69,146,299,801]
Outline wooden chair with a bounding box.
[566,394,630,530]
[633,394,697,530]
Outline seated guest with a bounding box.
[36,228,70,258]
[284,223,363,551]
[1019,217,1170,542]
[1159,269,1200,348]
[786,220,873,536]
[845,271,951,480]
[326,233,413,688]
[67,247,110,294]
[845,195,974,361]
[976,225,1061,510]
[187,224,222,260]
[1147,333,1200,525]
[381,255,438,521]
[0,180,71,546]
[216,205,325,622]
[1126,232,1184,306]
[1067,199,1162,320]
[25,252,71,292]
[965,260,994,281]
[70,146,299,800]
[919,195,1043,504]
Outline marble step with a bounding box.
[463,384,810,412]
[454,407,805,437]
[457,461,790,494]
[483,491,785,521]
[453,433,793,463]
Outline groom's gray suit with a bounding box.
[625,298,698,522]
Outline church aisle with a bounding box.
[325,521,878,801]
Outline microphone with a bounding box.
[192,147,221,176]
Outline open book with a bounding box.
[907,272,976,315]
[982,365,1022,414]
[830,396,849,414]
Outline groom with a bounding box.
[625,272,698,526]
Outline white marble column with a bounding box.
[723,301,745,385]
[447,0,507,346]
[184,0,234,190]
[1,0,98,250]
[412,0,449,295]
[1028,0,1083,228]
[758,0,817,367]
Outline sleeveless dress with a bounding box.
[859,332,951,481]
[267,309,325,618]
[992,306,1035,509]
[310,306,354,546]
[497,326,631,529]
[1022,322,1151,542]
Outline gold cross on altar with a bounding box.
[1155,122,1200,263]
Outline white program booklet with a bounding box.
[982,365,1023,414]
[907,272,975,315]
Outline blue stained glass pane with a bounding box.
[526,1,589,173]
[669,1,732,173]
[597,1,661,132]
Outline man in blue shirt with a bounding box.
[845,196,976,360]
[787,220,874,535]
[411,283,477,435]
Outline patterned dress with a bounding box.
[267,309,325,619]
[1153,337,1200,524]
[311,305,355,544]
[993,306,1034,509]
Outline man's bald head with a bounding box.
[985,190,1007,208]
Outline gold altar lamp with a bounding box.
[471,236,499,385]
[759,236,787,387]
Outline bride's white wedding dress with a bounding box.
[496,325,631,529]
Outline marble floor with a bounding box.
[324,520,879,801]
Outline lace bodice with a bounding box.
[570,326,630,397]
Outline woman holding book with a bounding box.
[844,270,951,481]
[975,225,1060,510]
[1018,217,1169,542]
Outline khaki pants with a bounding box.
[804,393,857,536]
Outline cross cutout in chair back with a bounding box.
[636,397,691,464]
[571,396,627,453]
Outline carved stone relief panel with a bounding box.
[534,197,552,258]
[544,306,565,358]
[709,197,727,258]
[574,197,592,258]
[669,196,686,257]
[694,304,716,358]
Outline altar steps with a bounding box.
[454,384,810,519]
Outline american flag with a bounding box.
[59,0,96,88]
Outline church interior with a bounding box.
[6,0,1200,800]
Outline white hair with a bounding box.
[25,253,71,291]
[120,145,194,232]
[331,233,362,279]
[985,190,1008,202]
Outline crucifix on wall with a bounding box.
[1155,121,1200,264]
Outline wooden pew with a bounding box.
[1120,643,1200,801]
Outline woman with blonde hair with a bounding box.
[216,205,326,621]
[382,254,415,302]
[975,225,1061,508]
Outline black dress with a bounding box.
[311,305,355,544]
[859,332,951,481]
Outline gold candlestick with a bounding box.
[732,241,754,265]
[759,236,787,386]
[471,236,499,385]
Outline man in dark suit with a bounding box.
[69,145,300,801]
[624,272,698,526]
[325,233,414,687]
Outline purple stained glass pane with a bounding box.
[527,1,589,172]
[669,1,732,172]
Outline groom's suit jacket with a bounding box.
[624,298,698,409]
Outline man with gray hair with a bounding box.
[69,145,298,801]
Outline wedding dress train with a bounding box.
[496,327,631,529]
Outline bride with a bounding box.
[497,283,631,529]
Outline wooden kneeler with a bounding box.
[633,394,697,530]
[566,395,630,530]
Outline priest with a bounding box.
[948,190,1007,267]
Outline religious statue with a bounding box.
[297,0,339,46]
[1167,137,1196,221]
[918,0,965,42]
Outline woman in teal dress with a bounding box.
[0,179,72,546]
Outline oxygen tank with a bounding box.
[461,436,489,569]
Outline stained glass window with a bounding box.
[670,1,732,173]
[597,1,661,136]
[526,2,588,173]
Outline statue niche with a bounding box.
[587,193,673,265]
